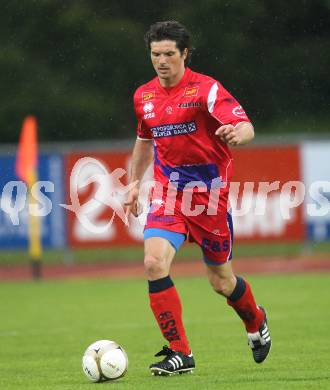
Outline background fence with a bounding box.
[1,140,329,250]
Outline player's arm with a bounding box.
[125,138,153,217]
[215,121,255,146]
[206,80,254,146]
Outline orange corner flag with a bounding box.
[16,115,38,185]
[16,115,42,278]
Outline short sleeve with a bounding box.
[133,90,153,140]
[206,81,251,126]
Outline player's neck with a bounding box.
[159,67,186,88]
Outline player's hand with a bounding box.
[124,186,141,218]
[215,124,240,146]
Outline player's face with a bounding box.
[150,40,187,86]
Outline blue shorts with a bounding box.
[144,228,186,251]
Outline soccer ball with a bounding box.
[82,340,128,382]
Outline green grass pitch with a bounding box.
[1,273,329,389]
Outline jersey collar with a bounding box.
[157,67,192,95]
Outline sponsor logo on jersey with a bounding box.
[151,121,197,138]
[143,102,155,119]
[232,105,247,118]
[143,102,154,113]
[142,91,155,101]
[144,112,155,119]
[183,86,199,97]
[165,106,173,114]
[178,102,202,108]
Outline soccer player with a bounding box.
[125,21,271,376]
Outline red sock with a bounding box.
[149,285,191,355]
[227,278,264,333]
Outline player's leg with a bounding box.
[186,199,271,363]
[206,262,271,363]
[206,262,264,333]
[144,231,195,375]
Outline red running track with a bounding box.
[0,255,329,281]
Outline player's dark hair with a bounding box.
[144,21,193,64]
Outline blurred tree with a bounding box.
[0,0,329,142]
[174,0,330,130]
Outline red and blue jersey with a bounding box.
[133,67,251,192]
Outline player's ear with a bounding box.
[182,48,188,61]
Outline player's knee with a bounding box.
[210,276,234,297]
[144,254,167,278]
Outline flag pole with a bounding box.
[16,116,42,280]
[28,170,42,279]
